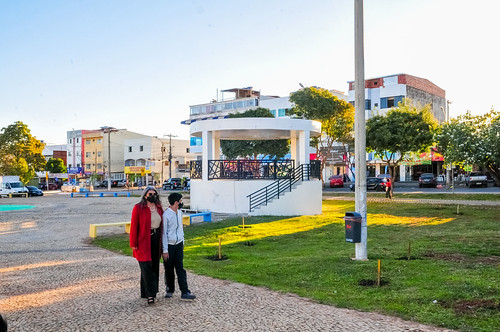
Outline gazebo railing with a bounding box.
[190,160,295,180]
[247,164,315,212]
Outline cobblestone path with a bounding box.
[0,195,453,331]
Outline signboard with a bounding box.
[124,166,151,174]
[68,167,83,174]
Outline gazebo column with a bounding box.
[202,130,213,181]
[213,131,221,160]
[298,130,310,166]
[290,130,298,166]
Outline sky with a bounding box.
[1,0,499,145]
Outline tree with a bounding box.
[220,108,290,159]
[45,158,67,173]
[366,99,438,190]
[0,121,46,183]
[289,87,355,180]
[436,109,500,185]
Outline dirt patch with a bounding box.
[396,256,421,260]
[442,299,500,314]
[358,279,389,287]
[207,254,228,261]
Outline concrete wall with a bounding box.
[190,179,322,216]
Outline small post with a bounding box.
[407,240,411,260]
[457,204,460,215]
[218,237,222,260]
[242,216,245,229]
[377,259,381,287]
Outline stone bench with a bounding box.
[71,192,131,198]
[89,222,131,238]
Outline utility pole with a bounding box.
[101,126,116,191]
[354,0,368,260]
[164,134,178,179]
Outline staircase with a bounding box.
[247,164,314,212]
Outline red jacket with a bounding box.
[129,203,163,262]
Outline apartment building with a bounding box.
[347,73,446,123]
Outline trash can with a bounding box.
[344,212,362,243]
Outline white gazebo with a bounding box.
[189,118,323,216]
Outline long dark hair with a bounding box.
[139,186,163,210]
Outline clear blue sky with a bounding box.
[1,0,499,144]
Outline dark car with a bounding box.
[27,186,43,196]
[39,183,58,190]
[349,177,387,191]
[419,173,437,188]
[163,178,182,190]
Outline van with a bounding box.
[0,181,29,197]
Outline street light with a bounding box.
[163,133,178,179]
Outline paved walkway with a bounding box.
[0,194,456,331]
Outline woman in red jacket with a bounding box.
[130,186,163,304]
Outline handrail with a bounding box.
[247,164,312,212]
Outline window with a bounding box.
[278,109,286,117]
[97,138,102,144]
[365,99,371,111]
[68,164,72,168]
[140,145,143,152]
[97,163,102,169]
[97,151,101,157]
[69,138,72,144]
[76,138,79,143]
[128,146,132,152]
[86,164,91,170]
[68,152,72,157]
[85,152,90,158]
[186,148,190,153]
[86,139,90,144]
[270,110,276,117]
[387,97,395,108]
[77,163,80,167]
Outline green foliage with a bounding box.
[366,99,438,177]
[0,121,46,183]
[289,87,355,180]
[220,108,290,159]
[436,109,500,184]
[45,158,67,173]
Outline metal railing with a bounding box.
[247,164,316,212]
[190,159,295,180]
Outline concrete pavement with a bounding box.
[0,194,454,331]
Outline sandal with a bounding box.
[147,297,155,304]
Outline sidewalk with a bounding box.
[0,195,453,331]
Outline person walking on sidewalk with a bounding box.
[130,186,164,304]
[385,178,392,199]
[162,193,196,300]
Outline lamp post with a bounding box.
[441,101,453,189]
[354,0,368,260]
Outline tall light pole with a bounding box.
[354,0,368,260]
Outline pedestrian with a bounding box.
[162,192,196,300]
[130,186,163,304]
[385,178,392,199]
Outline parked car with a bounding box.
[39,183,58,190]
[349,177,387,191]
[329,175,344,188]
[465,172,488,188]
[113,179,127,187]
[418,173,437,188]
[163,178,182,190]
[376,174,391,179]
[27,186,44,196]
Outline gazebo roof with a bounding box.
[190,118,322,140]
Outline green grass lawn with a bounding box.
[93,200,500,331]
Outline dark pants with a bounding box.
[386,187,392,199]
[138,230,160,298]
[163,242,189,294]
